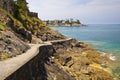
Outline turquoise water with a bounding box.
[51,24,120,56]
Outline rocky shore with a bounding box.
[0,0,116,80]
[50,39,114,80]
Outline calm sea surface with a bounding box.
[51,24,120,57]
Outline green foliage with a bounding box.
[0,25,6,31]
[13,0,48,32]
[0,52,9,60]
[1,0,49,34]
[0,21,7,31]
[0,8,23,27]
[112,67,120,79]
[14,0,28,16]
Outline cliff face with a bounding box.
[0,0,15,15]
[0,31,30,60]
[0,0,66,59]
[0,0,65,41]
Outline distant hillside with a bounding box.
[44,19,86,27]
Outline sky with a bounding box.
[26,0,120,24]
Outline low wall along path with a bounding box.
[0,38,72,80]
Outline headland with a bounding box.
[44,19,86,27]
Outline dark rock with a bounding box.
[63,56,72,66]
[17,28,32,42]
[37,30,66,41]
[64,57,74,68]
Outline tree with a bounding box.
[15,0,29,15]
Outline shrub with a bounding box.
[0,52,9,60]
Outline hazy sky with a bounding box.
[27,0,120,24]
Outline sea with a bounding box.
[51,24,120,61]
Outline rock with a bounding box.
[63,56,74,67]
[37,30,66,41]
[31,35,43,44]
[81,52,88,57]
[25,30,32,43]
[0,31,30,60]
[18,28,32,43]
[101,61,108,68]
[64,57,72,64]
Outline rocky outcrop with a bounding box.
[0,11,12,27]
[51,39,113,80]
[37,30,66,41]
[0,0,14,15]
[0,31,30,60]
[0,9,33,42]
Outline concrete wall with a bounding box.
[5,45,55,80]
[2,39,75,80]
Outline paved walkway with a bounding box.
[0,38,72,80]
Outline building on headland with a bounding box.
[44,19,86,27]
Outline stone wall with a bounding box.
[28,12,38,18]
[5,39,75,80]
[5,45,56,80]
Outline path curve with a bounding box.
[0,38,72,80]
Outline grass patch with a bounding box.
[0,52,9,60]
[0,8,23,27]
[0,3,50,34]
[0,21,7,31]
